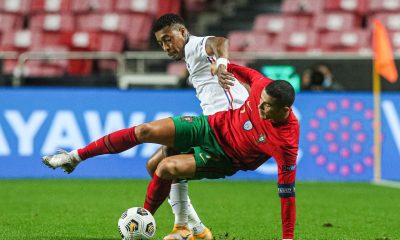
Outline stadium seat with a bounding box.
[371,13,400,31]
[65,32,100,76]
[367,0,400,13]
[71,0,114,13]
[115,0,158,15]
[228,31,251,51]
[281,0,323,15]
[76,13,131,34]
[314,12,359,32]
[29,14,75,32]
[254,14,311,34]
[389,31,400,52]
[228,31,272,52]
[156,0,181,18]
[278,30,318,52]
[0,0,31,14]
[97,33,125,72]
[324,0,367,14]
[0,13,24,33]
[30,0,72,13]
[125,13,153,50]
[319,30,370,52]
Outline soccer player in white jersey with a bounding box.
[148,14,248,240]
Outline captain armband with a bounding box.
[278,183,296,198]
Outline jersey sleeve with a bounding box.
[227,64,272,86]
[276,129,299,240]
[199,36,213,57]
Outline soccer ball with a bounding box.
[118,207,156,240]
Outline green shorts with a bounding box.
[171,115,236,180]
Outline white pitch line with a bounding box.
[371,180,400,189]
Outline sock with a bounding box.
[144,172,172,215]
[187,196,206,234]
[168,180,189,226]
[77,126,139,160]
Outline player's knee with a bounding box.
[135,123,155,142]
[156,158,179,179]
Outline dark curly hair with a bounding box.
[265,80,295,107]
[152,13,186,33]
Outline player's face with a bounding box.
[258,91,283,120]
[155,25,186,60]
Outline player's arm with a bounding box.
[205,37,236,89]
[277,145,298,240]
[227,63,271,86]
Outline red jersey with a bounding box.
[208,64,299,239]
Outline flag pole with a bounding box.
[372,63,382,183]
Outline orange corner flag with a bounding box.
[373,19,398,83]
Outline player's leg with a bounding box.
[146,146,213,240]
[145,154,196,240]
[42,118,177,173]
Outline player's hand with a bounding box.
[213,64,235,89]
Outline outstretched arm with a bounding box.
[205,37,236,89]
[227,64,271,87]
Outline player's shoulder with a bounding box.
[186,35,212,48]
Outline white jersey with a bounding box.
[184,35,248,115]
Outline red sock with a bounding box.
[144,173,172,215]
[77,126,139,160]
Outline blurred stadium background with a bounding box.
[1,0,400,239]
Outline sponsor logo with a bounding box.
[257,133,266,144]
[243,120,253,130]
[180,116,194,122]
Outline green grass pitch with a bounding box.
[0,180,399,240]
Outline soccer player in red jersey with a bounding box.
[43,63,299,240]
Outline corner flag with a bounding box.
[373,19,398,82]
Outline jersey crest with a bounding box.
[243,120,253,130]
[180,116,194,122]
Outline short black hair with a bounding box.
[152,13,186,33]
[265,80,295,107]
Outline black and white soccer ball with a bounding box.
[118,207,156,240]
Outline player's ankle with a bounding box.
[189,222,205,235]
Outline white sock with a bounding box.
[69,149,81,161]
[168,181,188,226]
[187,196,206,235]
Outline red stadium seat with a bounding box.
[319,30,370,52]
[278,30,318,52]
[254,14,311,34]
[97,33,125,72]
[116,0,158,15]
[30,0,71,13]
[371,13,400,31]
[64,32,100,76]
[76,13,131,34]
[389,31,400,53]
[324,0,367,14]
[0,0,31,14]
[71,0,115,13]
[29,14,75,32]
[126,13,153,50]
[314,12,359,32]
[281,0,323,15]
[368,0,400,13]
[0,13,24,33]
[157,0,181,18]
[228,31,273,52]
